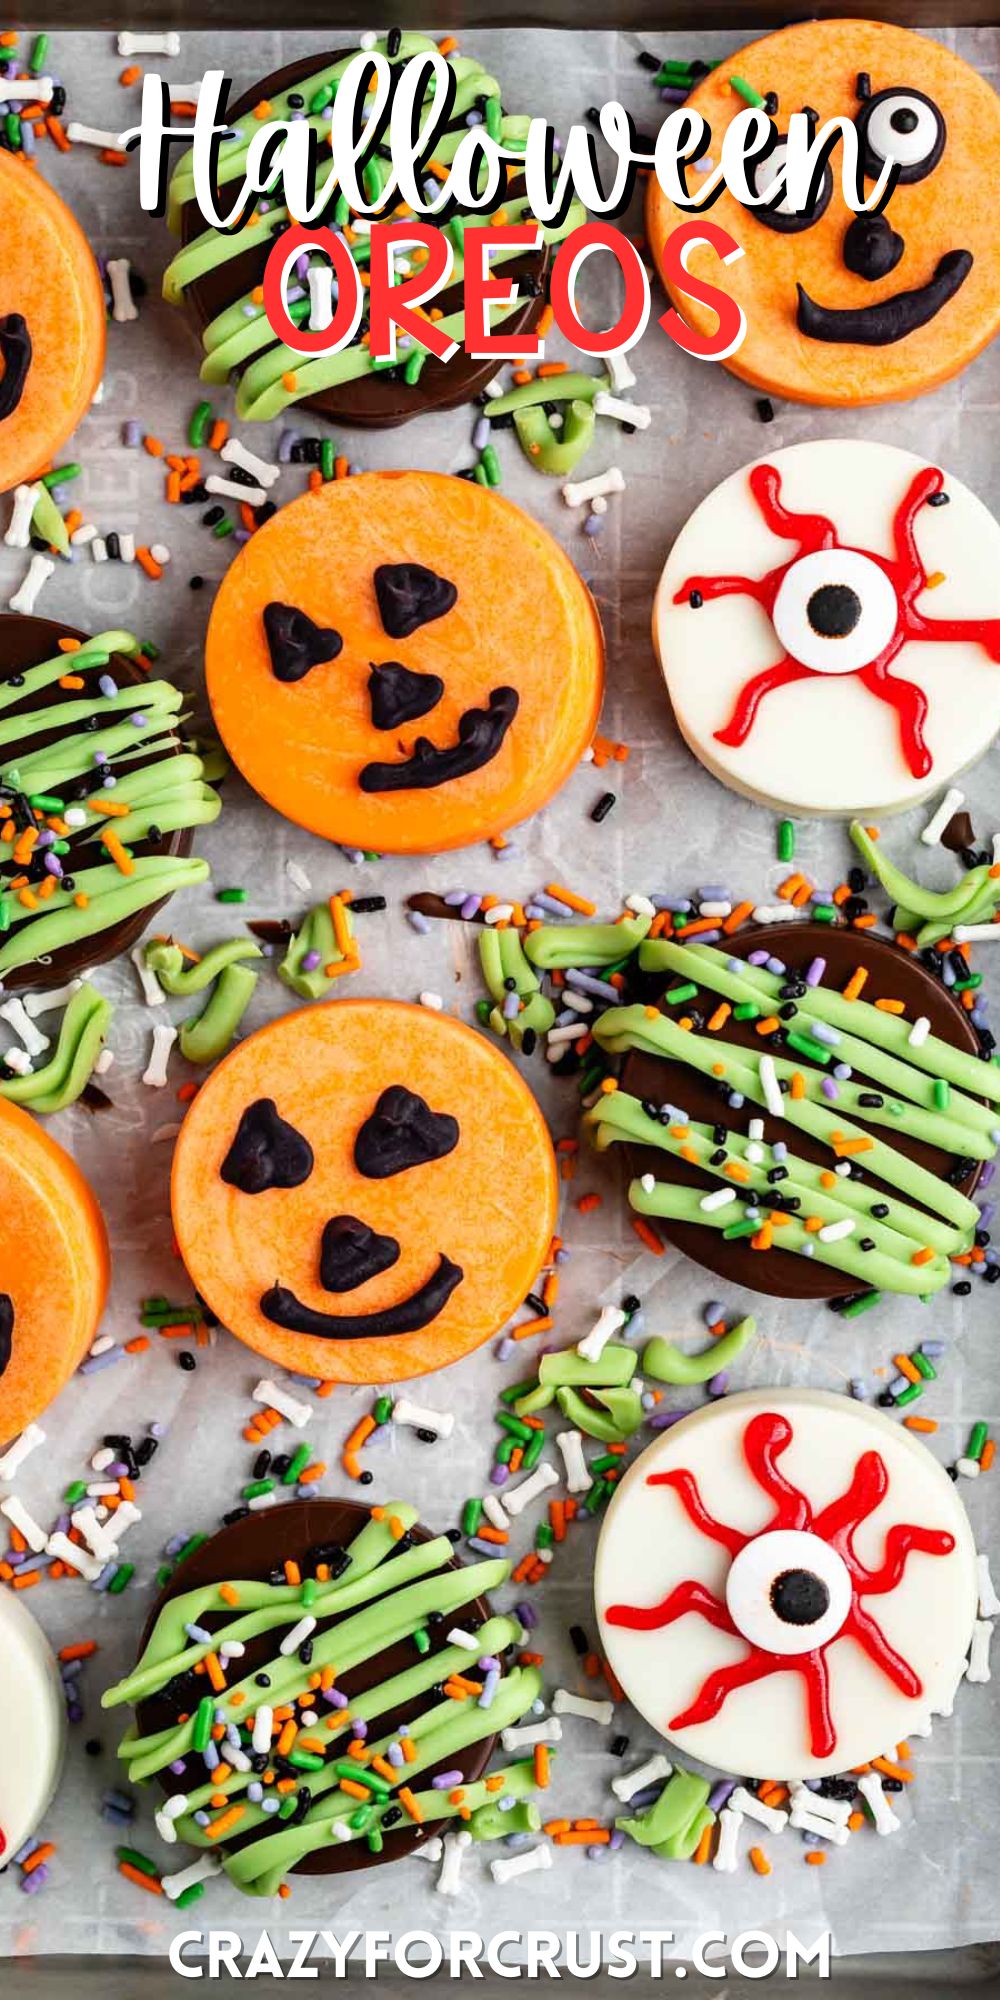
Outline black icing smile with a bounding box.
[260,1253,464,1339]
[797,248,973,346]
[360,686,519,794]
[0,1292,12,1380]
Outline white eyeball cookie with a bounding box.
[653,440,1000,818]
[595,1390,978,1781]
[0,1592,65,1862]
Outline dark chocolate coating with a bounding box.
[620,922,984,1302]
[0,614,193,993]
[136,1498,498,1876]
[180,52,551,430]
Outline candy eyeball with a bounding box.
[724,1527,853,1656]
[859,88,945,181]
[771,548,900,674]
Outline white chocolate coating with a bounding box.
[595,1390,978,1780]
[0,1591,66,1859]
[653,440,1000,818]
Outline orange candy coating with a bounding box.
[0,153,106,494]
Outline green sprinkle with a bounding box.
[242,1478,274,1500]
[403,349,426,386]
[732,1002,761,1021]
[216,887,248,904]
[953,974,982,993]
[499,1378,538,1405]
[480,444,502,487]
[155,1564,173,1588]
[894,1381,923,1407]
[912,1350,936,1380]
[582,1478,610,1514]
[310,82,335,114]
[933,1078,951,1110]
[175,1532,209,1567]
[28,794,64,813]
[578,1063,605,1096]
[777,819,795,862]
[373,1394,393,1425]
[192,1696,215,1753]
[333,1760,390,1796]
[278,1794,299,1820]
[175,1882,205,1909]
[63,1480,88,1504]
[723,1217,762,1240]
[283,1442,311,1486]
[5,113,20,151]
[535,1522,554,1549]
[812,904,838,923]
[521,1427,547,1472]
[496,1411,532,1442]
[475,999,491,1026]
[367,1827,384,1854]
[212,516,235,539]
[109,1562,135,1594]
[300,1577,319,1607]
[413,1627,431,1655]
[494,1435,517,1465]
[786,1031,832,1065]
[729,74,765,107]
[116,1846,160,1878]
[462,1497,483,1537]
[41,462,81,489]
[666,982,698,1006]
[968,1421,989,1461]
[28,33,49,73]
[321,438,335,481]
[288,1749,325,1771]
[590,1452,621,1475]
[188,401,213,447]
[485,96,503,141]
[840,1290,882,1319]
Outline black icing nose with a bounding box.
[843,213,904,283]
[320,1214,401,1293]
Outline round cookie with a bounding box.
[205,471,604,854]
[163,33,575,428]
[102,1497,543,1891]
[0,152,105,493]
[587,921,996,1302]
[0,1591,66,1862]
[595,1389,979,1780]
[0,1094,109,1445]
[0,615,220,990]
[171,999,558,1384]
[647,21,1000,406]
[654,440,1000,818]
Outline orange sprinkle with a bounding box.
[874,997,906,1015]
[981,1439,996,1471]
[749,1846,771,1876]
[20,1843,54,1874]
[544,882,596,916]
[533,1744,550,1787]
[631,1217,664,1256]
[135,545,163,580]
[692,1822,715,1865]
[102,830,134,876]
[119,1860,162,1894]
[910,1246,935,1268]
[805,1850,827,1866]
[872,1757,913,1784]
[207,1804,247,1840]
[842,967,868,1002]
[398,1786,423,1824]
[903,1416,938,1434]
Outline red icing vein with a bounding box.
[605,1412,955,1759]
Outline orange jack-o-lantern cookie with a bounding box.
[0,154,106,494]
[204,472,604,854]
[171,999,558,1385]
[648,21,1000,405]
[0,1096,109,1445]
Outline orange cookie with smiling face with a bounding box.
[0,154,106,494]
[204,471,604,855]
[171,999,558,1386]
[647,21,1000,406]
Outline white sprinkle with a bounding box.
[700,1186,737,1211]
[285,859,312,895]
[142,1021,177,1088]
[1,1047,32,1077]
[4,483,41,550]
[0,1494,48,1552]
[552,1688,614,1725]
[482,902,515,926]
[391,1397,455,1440]
[279,1614,317,1656]
[91,536,108,565]
[88,1338,116,1359]
[625,893,656,916]
[155,1810,179,1846]
[953,924,1000,944]
[307,263,334,332]
[758,1053,783,1118]
[640,1171,656,1193]
[603,348,636,393]
[0,1424,45,1483]
[9,552,54,614]
[204,473,268,507]
[45,1532,104,1581]
[501,1462,559,1518]
[593,390,651,429]
[149,543,171,566]
[978,1552,1000,1620]
[419,990,444,1012]
[956,1456,982,1479]
[119,533,136,564]
[576,1302,626,1364]
[131,945,165,1007]
[117,30,181,54]
[500,1715,562,1751]
[490,1843,553,1885]
[221,437,281,489]
[729,1785,787,1833]
[751,903,801,923]
[908,1015,931,1048]
[66,121,126,149]
[107,257,138,323]
[95,1048,115,1076]
[611,1752,671,1803]
[90,1447,115,1474]
[699,900,732,918]
[920,786,964,847]
[70,521,98,546]
[546,1021,588,1046]
[562,465,625,509]
[818,1217,856,1243]
[555,1429,590,1494]
[253,1379,312,1428]
[23,978,82,1019]
[161,1857,224,1904]
[435,1828,472,1896]
[247,1491,277,1512]
[967,1619,994,1684]
[856,1770,901,1835]
[0,995,50,1058]
[712,1806,743,1872]
[446,1627,480,1651]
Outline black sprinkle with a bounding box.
[569,1624,589,1656]
[253,1450,272,1479]
[927,490,949,507]
[610,1733,630,1756]
[756,397,775,423]
[178,1350,196,1371]
[349,895,387,914]
[688,589,703,609]
[591,791,616,823]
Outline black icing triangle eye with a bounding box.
[368,661,445,731]
[354,1084,459,1179]
[0,314,31,422]
[374,563,457,640]
[221,1098,314,1193]
[263,602,343,684]
[320,1215,401,1292]
[0,1292,12,1380]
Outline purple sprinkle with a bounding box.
[121,420,142,448]
[98,675,118,698]
[811,1022,840,1047]
[66,1702,83,1724]
[609,1828,626,1851]
[708,1778,737,1811]
[478,1655,500,1671]
[432,1769,465,1789]
[920,1340,947,1357]
[78,1346,124,1375]
[504,1831,535,1850]
[169,1762,187,1777]
[833,1062,852,1080]
[460,894,482,920]
[387,1743,405,1768]
[850,1378,867,1400]
[466,1535,505,1556]
[515,1600,538,1630]
[444,889,472,906]
[979,1160,996,1188]
[278,429,300,463]
[583,513,604,537]
[708,1371,730,1396]
[821,1077,839,1101]
[407,911,430,935]
[324,1687,349,1709]
[20,1866,50,1894]
[43,853,63,878]
[478,1668,500,1709]
[92,1562,117,1593]
[494,1337,515,1362]
[648,1408,694,1430]
[765,957,786,976]
[472,416,491,452]
[802,1778,823,1793]
[659,82,690,103]
[703,1300,725,1327]
[690,928,720,944]
[194,1810,211,1828]
[302,949,322,972]
[977,1202,995,1229]
[747,949,770,966]
[502,991,520,1021]
[805,956,826,987]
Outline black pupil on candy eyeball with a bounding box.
[807,583,862,638]
[771,1567,830,1625]
[891,106,919,133]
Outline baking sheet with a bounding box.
[1,23,998,1965]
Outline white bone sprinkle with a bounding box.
[23,979,82,1019]
[0,996,50,1058]
[611,1752,672,1803]
[978,1552,1000,1619]
[161,1857,224,1903]
[555,1429,590,1494]
[109,1500,142,1543]
[1,78,53,103]
[967,1618,994,1683]
[1,1494,48,1552]
[1,1048,32,1076]
[603,348,636,392]
[481,1493,508,1530]
[5,482,41,549]
[576,1302,626,1364]
[168,81,202,102]
[252,1379,312,1428]
[9,553,54,614]
[953,925,1000,944]
[142,1022,176,1087]
[857,1770,901,1835]
[412,1834,444,1864]
[155,1810,179,1845]
[490,1843,553,1886]
[131,945,165,1006]
[0,1425,45,1482]
[107,258,138,323]
[66,122,126,149]
[502,1462,559,1518]
[789,1806,850,1845]
[593,391,651,429]
[920,786,964,847]
[562,465,625,509]
[712,1805,743,1872]
[751,902,802,923]
[729,1785,787,1833]
[70,1506,120,1563]
[552,1688,614,1725]
[45,1532,104,1581]
[221,437,281,489]
[391,1397,455,1439]
[500,1715,562,1752]
[118,30,181,54]
[204,473,268,507]
[435,1828,472,1896]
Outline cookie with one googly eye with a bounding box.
[595,1390,979,1780]
[654,438,1000,818]
[205,471,604,855]
[647,20,1000,406]
[171,998,558,1386]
